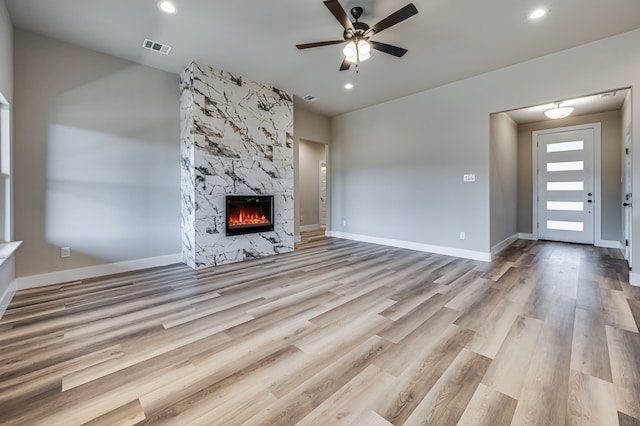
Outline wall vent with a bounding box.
[601,91,617,98]
[142,38,172,55]
[302,95,319,102]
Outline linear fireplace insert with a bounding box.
[226,195,274,236]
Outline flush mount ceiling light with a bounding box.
[544,103,574,119]
[158,1,177,14]
[529,8,548,20]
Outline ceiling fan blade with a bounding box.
[369,40,408,57]
[297,40,345,49]
[339,57,351,71]
[368,3,418,35]
[323,0,355,32]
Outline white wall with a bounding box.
[331,29,640,264]
[490,113,518,249]
[13,30,181,278]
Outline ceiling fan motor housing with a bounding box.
[350,6,363,20]
[344,22,370,41]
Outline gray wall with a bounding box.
[331,29,640,262]
[293,102,331,238]
[490,113,518,248]
[13,30,181,278]
[517,110,622,241]
[299,139,326,227]
[331,83,491,254]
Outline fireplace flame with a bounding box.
[228,209,270,227]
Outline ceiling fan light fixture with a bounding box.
[544,104,574,119]
[344,39,371,63]
[357,39,371,56]
[343,41,357,62]
[296,1,418,71]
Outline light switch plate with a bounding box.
[463,174,476,182]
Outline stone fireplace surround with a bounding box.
[180,62,294,269]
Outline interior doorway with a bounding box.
[298,139,328,233]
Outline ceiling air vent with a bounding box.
[142,38,172,55]
[302,95,319,102]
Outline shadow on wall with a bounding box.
[44,67,180,262]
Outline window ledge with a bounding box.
[0,241,22,268]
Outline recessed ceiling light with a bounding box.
[529,8,548,20]
[158,1,177,14]
[344,83,354,90]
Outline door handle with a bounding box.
[624,202,632,207]
[588,200,593,203]
[587,193,593,196]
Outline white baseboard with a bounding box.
[0,279,16,319]
[491,234,519,258]
[518,233,536,240]
[596,240,623,250]
[515,234,623,252]
[630,272,640,287]
[300,224,322,232]
[326,231,491,262]
[16,253,183,290]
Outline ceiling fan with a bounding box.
[296,0,419,72]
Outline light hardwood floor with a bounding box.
[1,235,640,425]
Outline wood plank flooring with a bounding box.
[1,235,639,425]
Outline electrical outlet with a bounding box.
[342,220,347,227]
[300,215,304,221]
[60,247,71,258]
[459,232,466,240]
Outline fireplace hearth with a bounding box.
[226,195,274,236]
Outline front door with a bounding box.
[537,128,595,244]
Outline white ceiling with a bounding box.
[506,88,630,124]
[6,0,640,117]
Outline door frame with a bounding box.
[318,160,326,228]
[624,129,633,267]
[531,122,603,245]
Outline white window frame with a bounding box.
[0,91,12,242]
